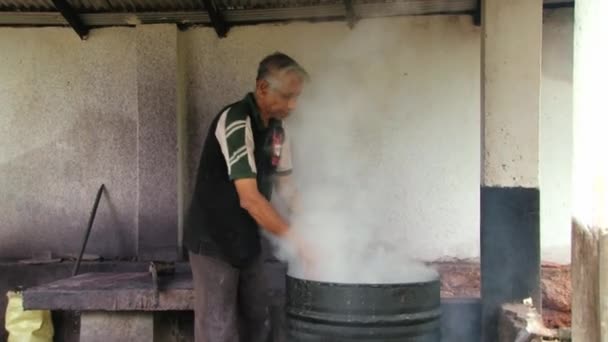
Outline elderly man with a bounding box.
[184,52,310,342]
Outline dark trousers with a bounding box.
[189,252,270,342]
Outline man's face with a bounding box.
[256,70,304,120]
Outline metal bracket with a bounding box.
[201,0,229,37]
[344,0,358,29]
[473,0,482,27]
[52,0,89,40]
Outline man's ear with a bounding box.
[256,79,269,95]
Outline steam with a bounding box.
[266,23,444,284]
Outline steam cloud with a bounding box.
[267,28,441,284]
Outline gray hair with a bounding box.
[256,52,309,90]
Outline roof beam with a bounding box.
[51,0,89,40]
[343,0,357,29]
[201,0,228,37]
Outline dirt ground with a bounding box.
[431,261,571,329]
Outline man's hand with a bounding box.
[235,177,316,276]
[284,230,317,278]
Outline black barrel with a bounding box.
[286,275,441,341]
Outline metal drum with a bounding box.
[286,275,441,341]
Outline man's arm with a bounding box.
[274,173,301,215]
[236,176,316,275]
[234,178,290,237]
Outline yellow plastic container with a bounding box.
[5,291,53,342]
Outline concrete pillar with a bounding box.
[136,24,179,261]
[480,0,543,340]
[571,0,608,340]
[80,312,153,342]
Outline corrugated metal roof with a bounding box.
[0,0,573,12]
[0,0,201,11]
[0,0,359,12]
[0,0,573,27]
[0,0,53,11]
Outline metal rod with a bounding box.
[72,184,105,277]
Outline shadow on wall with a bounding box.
[0,111,137,259]
[542,9,573,83]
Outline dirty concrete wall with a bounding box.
[0,27,138,259]
[0,8,573,262]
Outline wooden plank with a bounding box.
[571,219,600,342]
[600,231,608,342]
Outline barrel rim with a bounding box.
[286,274,440,288]
[286,307,442,325]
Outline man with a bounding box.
[184,52,310,342]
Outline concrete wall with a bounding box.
[0,27,138,259]
[0,9,573,262]
[540,8,573,263]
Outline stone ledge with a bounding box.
[498,303,571,342]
